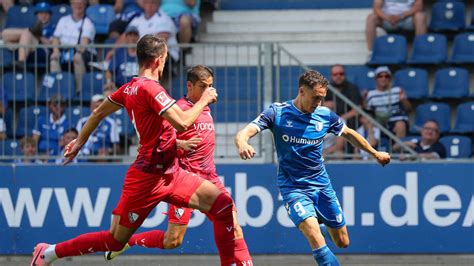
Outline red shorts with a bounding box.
[112,166,204,228]
[168,172,231,225]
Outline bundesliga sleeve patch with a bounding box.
[155,91,172,107]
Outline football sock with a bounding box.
[234,238,253,265]
[128,230,165,249]
[312,245,339,266]
[207,193,236,266]
[55,231,125,258]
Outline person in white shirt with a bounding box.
[50,0,96,91]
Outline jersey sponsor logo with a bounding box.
[174,208,184,219]
[155,92,172,107]
[128,212,139,223]
[194,122,214,131]
[281,134,323,145]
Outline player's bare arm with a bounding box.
[177,137,202,151]
[235,124,259,160]
[162,87,217,132]
[63,99,122,165]
[340,126,391,166]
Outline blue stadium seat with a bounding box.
[0,49,13,68]
[0,139,21,157]
[26,48,49,68]
[212,100,260,123]
[353,67,376,92]
[16,105,48,137]
[86,5,116,35]
[5,5,36,28]
[449,33,474,63]
[2,72,36,102]
[414,102,451,133]
[453,101,474,133]
[3,108,14,138]
[393,68,429,99]
[429,1,465,32]
[75,72,106,102]
[432,67,469,99]
[440,136,472,158]
[110,109,135,137]
[401,136,421,144]
[408,34,447,64]
[368,34,407,65]
[39,72,76,102]
[65,106,91,128]
[51,4,71,24]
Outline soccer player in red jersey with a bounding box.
[31,35,237,266]
[104,65,253,265]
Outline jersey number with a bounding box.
[293,202,306,217]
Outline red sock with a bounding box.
[128,230,165,249]
[208,193,236,266]
[234,238,253,265]
[55,231,125,258]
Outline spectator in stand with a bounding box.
[365,66,411,138]
[76,94,119,157]
[325,64,362,130]
[88,0,123,13]
[107,0,142,40]
[365,0,426,56]
[160,0,201,46]
[106,0,179,79]
[2,2,56,68]
[15,136,43,164]
[32,94,72,156]
[0,86,8,140]
[55,127,79,164]
[50,0,96,91]
[354,110,380,160]
[398,120,446,160]
[104,25,139,90]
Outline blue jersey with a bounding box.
[108,48,138,87]
[251,100,345,190]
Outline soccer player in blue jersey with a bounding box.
[235,70,391,266]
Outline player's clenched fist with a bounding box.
[63,138,82,165]
[202,87,218,104]
[375,151,391,166]
[237,143,256,160]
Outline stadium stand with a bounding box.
[393,68,429,99]
[16,106,47,138]
[2,72,36,103]
[65,106,90,128]
[353,66,376,92]
[5,5,36,28]
[39,73,76,102]
[431,67,469,99]
[429,1,466,32]
[368,34,407,65]
[75,72,106,102]
[51,4,71,25]
[450,33,474,63]
[414,103,451,134]
[453,101,474,133]
[86,4,116,35]
[408,33,447,64]
[440,136,472,158]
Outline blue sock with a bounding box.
[312,245,339,266]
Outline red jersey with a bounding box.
[108,77,178,174]
[176,97,216,176]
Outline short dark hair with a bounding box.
[298,70,328,89]
[136,34,167,67]
[64,128,78,135]
[187,65,214,84]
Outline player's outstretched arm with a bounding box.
[235,124,259,160]
[162,87,217,132]
[63,99,122,165]
[340,126,391,166]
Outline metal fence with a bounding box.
[0,42,429,164]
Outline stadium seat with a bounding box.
[2,71,36,102]
[449,33,474,63]
[26,48,49,69]
[5,5,36,28]
[212,100,260,123]
[368,34,407,65]
[16,105,48,138]
[0,139,21,157]
[353,66,376,92]
[51,4,71,24]
[440,136,472,158]
[431,67,469,99]
[414,102,451,133]
[75,72,106,102]
[453,101,474,133]
[0,48,13,68]
[65,106,91,128]
[408,34,447,64]
[429,1,465,32]
[86,5,116,35]
[111,109,135,137]
[3,108,14,138]
[401,136,421,144]
[39,72,76,102]
[393,68,429,99]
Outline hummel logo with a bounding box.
[226,226,233,232]
[285,120,293,127]
[88,247,94,253]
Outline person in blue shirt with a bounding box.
[2,1,56,67]
[32,94,72,156]
[235,70,391,266]
[160,0,201,45]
